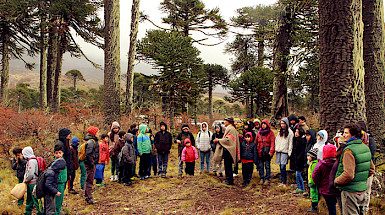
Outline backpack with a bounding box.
[32,169,53,199]
[78,139,95,161]
[118,143,130,166]
[198,131,211,139]
[28,157,47,176]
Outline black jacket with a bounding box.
[305,129,317,156]
[290,136,307,171]
[55,128,73,175]
[12,157,27,179]
[84,134,99,166]
[175,124,195,156]
[240,140,258,162]
[368,133,377,164]
[211,125,224,152]
[154,122,172,155]
[45,158,66,196]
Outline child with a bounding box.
[22,146,42,215]
[181,138,198,176]
[240,132,257,187]
[307,148,319,213]
[154,122,172,178]
[12,147,27,205]
[112,131,126,182]
[137,124,152,180]
[54,145,67,215]
[84,126,100,204]
[275,118,294,187]
[291,127,306,194]
[312,144,338,215]
[119,133,136,186]
[108,122,120,181]
[312,130,328,160]
[147,129,158,176]
[211,124,224,177]
[44,158,66,215]
[256,119,275,185]
[95,134,109,187]
[69,137,80,194]
[196,122,212,174]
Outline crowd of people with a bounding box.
[10,114,377,215]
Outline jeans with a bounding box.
[199,151,211,172]
[323,194,337,215]
[296,171,304,190]
[139,153,151,177]
[111,156,118,176]
[258,158,271,181]
[79,161,86,189]
[280,164,287,184]
[185,161,195,175]
[158,153,169,175]
[178,155,184,175]
[148,156,158,175]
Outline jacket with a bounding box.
[275,125,294,156]
[121,133,136,165]
[12,157,27,179]
[290,136,306,171]
[70,136,80,170]
[312,130,328,160]
[99,140,110,164]
[181,141,198,162]
[22,147,39,184]
[45,158,66,196]
[175,124,195,156]
[240,132,258,162]
[84,134,99,166]
[196,122,212,152]
[112,138,125,157]
[210,124,224,152]
[312,158,339,196]
[305,129,317,156]
[55,128,73,175]
[137,124,152,155]
[154,122,172,155]
[256,119,275,158]
[308,159,318,186]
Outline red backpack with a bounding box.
[28,157,47,176]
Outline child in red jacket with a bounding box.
[95,134,110,187]
[181,138,198,176]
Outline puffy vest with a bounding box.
[335,139,371,192]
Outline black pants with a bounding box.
[242,162,254,183]
[185,161,195,175]
[121,163,133,183]
[323,194,337,215]
[43,194,55,215]
[68,170,76,191]
[223,148,234,183]
[139,153,151,177]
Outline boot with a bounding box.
[307,202,318,213]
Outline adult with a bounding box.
[213,117,240,185]
[175,124,195,176]
[275,117,294,186]
[211,124,224,177]
[291,127,306,193]
[288,114,299,132]
[312,130,328,160]
[256,119,275,185]
[298,116,310,132]
[334,123,375,215]
[196,122,212,173]
[154,122,172,178]
[108,121,120,182]
[84,126,100,204]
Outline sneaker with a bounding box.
[144,175,150,179]
[161,173,166,178]
[86,199,96,204]
[96,184,105,187]
[114,175,118,181]
[140,177,144,180]
[278,183,287,187]
[130,177,135,180]
[123,182,133,186]
[233,173,238,177]
[69,189,79,194]
[110,176,114,181]
[295,189,304,194]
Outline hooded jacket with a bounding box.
[196,122,212,152]
[256,119,275,158]
[154,122,173,155]
[243,121,255,139]
[275,118,294,156]
[121,133,136,165]
[84,134,99,166]
[175,124,195,156]
[240,132,258,162]
[312,130,328,160]
[137,124,152,155]
[55,128,73,175]
[98,139,110,164]
[108,122,120,156]
[211,124,224,152]
[288,114,299,131]
[70,136,80,170]
[290,127,306,171]
[312,158,339,196]
[45,158,67,196]
[305,129,317,154]
[22,147,38,184]
[181,139,198,162]
[12,156,27,180]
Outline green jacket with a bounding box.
[58,167,67,184]
[335,138,371,192]
[308,159,318,185]
[137,125,152,155]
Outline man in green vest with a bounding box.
[335,123,375,215]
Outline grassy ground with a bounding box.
[1,144,385,214]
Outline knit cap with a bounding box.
[322,144,336,159]
[307,148,318,159]
[111,121,120,130]
[87,126,99,136]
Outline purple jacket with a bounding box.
[312,158,339,196]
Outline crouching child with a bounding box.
[44,158,67,215]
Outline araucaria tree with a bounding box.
[319,0,366,136]
[137,30,202,130]
[65,69,85,92]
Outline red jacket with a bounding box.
[99,140,110,164]
[181,145,198,162]
[256,120,275,157]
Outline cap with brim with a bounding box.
[224,117,234,123]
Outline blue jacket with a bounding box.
[45,158,66,196]
[240,137,258,163]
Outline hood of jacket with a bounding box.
[139,124,147,135]
[58,128,72,143]
[184,138,191,145]
[319,158,335,167]
[200,122,209,133]
[317,130,328,145]
[124,133,134,144]
[84,134,98,142]
[261,119,271,129]
[288,114,299,124]
[306,129,317,144]
[111,121,120,130]
[181,123,190,133]
[71,136,80,147]
[244,121,254,132]
[245,132,254,142]
[49,158,67,173]
[214,124,223,134]
[22,146,35,159]
[281,117,290,128]
[160,122,168,131]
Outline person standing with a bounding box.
[12,147,27,205]
[175,124,195,176]
[240,132,257,187]
[211,124,224,177]
[196,122,212,173]
[154,122,172,178]
[213,117,240,185]
[256,119,275,185]
[137,124,152,179]
[84,126,100,204]
[275,118,294,187]
[108,122,120,181]
[68,137,80,194]
[291,127,306,194]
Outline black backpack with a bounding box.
[32,161,54,199]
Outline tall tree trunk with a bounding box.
[0,24,9,104]
[169,91,175,130]
[257,39,264,67]
[126,0,140,114]
[39,1,47,108]
[319,0,366,137]
[363,0,385,149]
[46,23,58,108]
[104,0,121,125]
[271,4,293,126]
[250,94,254,118]
[52,31,65,112]
[73,78,77,92]
[245,97,250,118]
[208,74,213,125]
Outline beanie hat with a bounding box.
[253,119,261,125]
[307,148,318,159]
[111,121,120,130]
[87,126,99,136]
[323,144,337,159]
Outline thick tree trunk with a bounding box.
[126,0,140,113]
[39,2,47,108]
[208,75,213,125]
[73,78,77,92]
[271,4,292,126]
[245,97,250,119]
[250,94,254,119]
[52,32,65,112]
[0,25,9,104]
[319,0,366,137]
[169,91,175,130]
[257,39,264,67]
[104,0,121,125]
[363,0,385,149]
[46,23,57,108]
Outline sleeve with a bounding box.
[106,144,110,164]
[334,149,356,185]
[288,131,294,157]
[154,132,160,150]
[196,132,200,150]
[369,137,376,164]
[269,132,276,155]
[369,160,375,177]
[190,133,196,146]
[85,140,95,166]
[181,148,186,161]
[137,137,143,155]
[12,158,17,170]
[45,172,58,195]
[312,162,322,187]
[23,160,36,183]
[194,147,199,160]
[168,133,173,151]
[175,133,182,143]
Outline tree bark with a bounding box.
[208,73,213,125]
[363,0,385,149]
[271,4,293,126]
[319,0,366,137]
[39,1,47,108]
[52,31,65,112]
[0,24,9,104]
[104,0,121,125]
[46,23,58,108]
[257,39,264,67]
[126,0,140,114]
